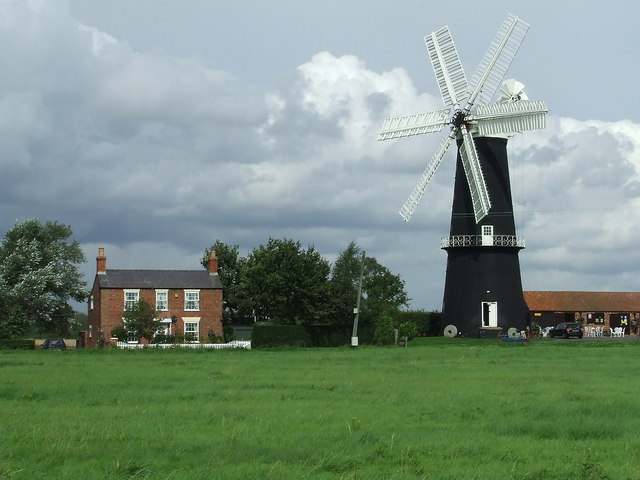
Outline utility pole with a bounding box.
[351,251,365,348]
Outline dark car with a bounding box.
[548,322,584,339]
[41,338,67,350]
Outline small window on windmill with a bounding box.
[481,225,494,246]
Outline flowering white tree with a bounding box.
[0,219,87,337]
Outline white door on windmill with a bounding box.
[482,302,498,327]
[481,225,494,246]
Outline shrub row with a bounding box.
[0,338,36,350]
[251,324,377,348]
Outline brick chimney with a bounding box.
[96,247,107,274]
[207,250,218,275]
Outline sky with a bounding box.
[2,0,640,313]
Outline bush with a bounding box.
[111,325,126,340]
[207,330,222,343]
[151,334,176,344]
[398,321,418,339]
[252,324,311,348]
[222,325,235,342]
[374,312,396,345]
[395,310,442,336]
[0,338,35,350]
[303,324,349,347]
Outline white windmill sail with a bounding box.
[425,26,469,107]
[399,134,456,221]
[469,100,547,136]
[460,125,491,222]
[378,14,546,223]
[468,14,530,108]
[378,109,449,141]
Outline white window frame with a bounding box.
[183,317,200,343]
[185,290,200,311]
[124,289,140,311]
[155,289,169,311]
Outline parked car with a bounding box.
[41,338,67,350]
[548,323,584,339]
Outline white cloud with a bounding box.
[4,1,640,313]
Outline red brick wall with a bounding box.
[88,281,223,348]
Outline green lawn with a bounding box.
[1,338,639,479]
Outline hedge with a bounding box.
[0,339,36,350]
[250,323,378,348]
[251,324,311,348]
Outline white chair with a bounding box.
[612,327,622,338]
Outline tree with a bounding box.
[241,238,332,324]
[0,278,28,339]
[328,241,363,326]
[329,242,409,326]
[121,299,161,343]
[361,256,409,322]
[201,240,249,324]
[0,219,87,337]
[374,311,396,345]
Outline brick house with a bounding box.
[87,248,223,348]
[524,291,640,335]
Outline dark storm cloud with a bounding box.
[4,1,640,311]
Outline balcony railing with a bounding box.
[441,235,525,248]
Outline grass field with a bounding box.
[1,338,640,479]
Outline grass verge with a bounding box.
[1,338,639,479]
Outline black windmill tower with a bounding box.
[378,14,547,337]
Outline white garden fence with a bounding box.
[116,340,251,350]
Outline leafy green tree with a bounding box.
[0,278,28,339]
[329,242,409,326]
[361,257,409,322]
[72,311,88,335]
[374,311,396,345]
[0,219,87,336]
[201,240,249,324]
[121,299,161,343]
[328,241,363,327]
[241,238,331,324]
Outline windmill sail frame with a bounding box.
[378,13,547,223]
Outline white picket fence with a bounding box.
[116,340,251,350]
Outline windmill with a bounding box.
[378,14,547,337]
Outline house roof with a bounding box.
[96,269,223,290]
[524,291,640,312]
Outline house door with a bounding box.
[482,302,498,327]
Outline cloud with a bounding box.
[3,1,640,312]
[514,117,640,293]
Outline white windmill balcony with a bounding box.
[441,235,525,249]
